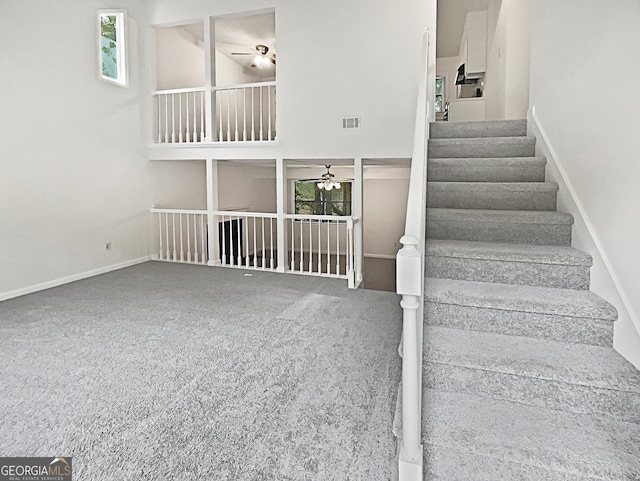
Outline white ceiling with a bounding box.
[437,0,490,58]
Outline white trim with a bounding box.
[0,255,156,302]
[530,105,640,338]
[364,253,396,259]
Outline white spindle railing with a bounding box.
[215,211,278,270]
[214,82,276,142]
[153,88,206,144]
[153,83,276,144]
[396,28,431,481]
[149,207,360,288]
[151,208,208,264]
[286,214,360,288]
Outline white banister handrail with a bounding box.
[150,207,207,215]
[396,27,430,481]
[218,210,277,218]
[212,80,276,91]
[285,213,357,222]
[152,87,206,95]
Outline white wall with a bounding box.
[154,23,205,90]
[0,0,204,300]
[363,175,409,257]
[529,0,640,367]
[484,0,530,120]
[217,163,276,212]
[149,0,437,159]
[215,51,262,87]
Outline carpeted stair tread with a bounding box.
[424,277,614,346]
[424,326,640,395]
[427,208,573,245]
[428,136,536,158]
[425,239,590,289]
[424,277,616,321]
[424,444,607,481]
[428,181,558,193]
[427,208,573,225]
[422,389,640,481]
[426,239,591,266]
[429,119,528,139]
[427,181,559,211]
[428,157,547,183]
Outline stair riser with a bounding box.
[428,140,536,158]
[430,120,528,139]
[426,219,572,245]
[427,189,557,211]
[425,302,613,347]
[427,164,546,183]
[425,256,590,289]
[424,364,640,423]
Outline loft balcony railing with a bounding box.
[150,207,361,288]
[153,82,276,145]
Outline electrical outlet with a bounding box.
[105,242,112,251]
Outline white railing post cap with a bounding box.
[399,235,420,256]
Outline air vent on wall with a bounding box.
[342,117,360,129]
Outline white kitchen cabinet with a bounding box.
[459,11,487,76]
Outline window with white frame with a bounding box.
[294,181,352,216]
[99,10,127,86]
[435,76,444,113]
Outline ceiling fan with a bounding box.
[231,44,276,67]
[299,165,351,191]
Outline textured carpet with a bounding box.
[0,262,402,480]
[419,119,640,480]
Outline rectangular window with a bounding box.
[435,76,444,113]
[294,181,352,216]
[99,10,127,86]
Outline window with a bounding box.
[294,181,352,216]
[99,10,127,86]
[435,76,444,113]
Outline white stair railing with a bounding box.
[151,208,208,264]
[214,82,276,142]
[153,88,206,144]
[286,214,360,288]
[396,28,431,481]
[215,211,278,270]
[150,208,361,288]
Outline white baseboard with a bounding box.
[530,106,640,368]
[0,255,157,302]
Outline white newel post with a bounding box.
[204,17,216,142]
[397,234,424,480]
[353,157,364,287]
[207,158,220,266]
[276,158,288,272]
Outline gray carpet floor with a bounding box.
[0,262,402,480]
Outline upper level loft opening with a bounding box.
[152,10,276,145]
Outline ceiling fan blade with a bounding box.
[231,52,252,55]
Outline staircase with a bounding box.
[421,120,640,480]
